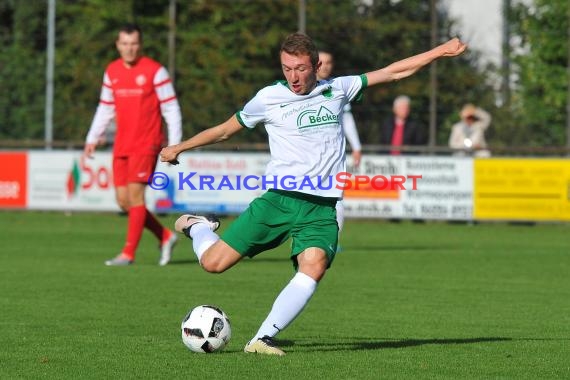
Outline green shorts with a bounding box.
[221,189,339,269]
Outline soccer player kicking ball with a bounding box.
[160,33,466,355]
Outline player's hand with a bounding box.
[83,143,96,159]
[440,38,467,57]
[351,150,362,168]
[160,146,180,165]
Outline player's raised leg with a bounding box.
[175,214,243,272]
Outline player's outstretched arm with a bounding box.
[365,38,467,86]
[160,114,243,164]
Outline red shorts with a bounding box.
[113,155,158,187]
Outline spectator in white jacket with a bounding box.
[449,104,491,157]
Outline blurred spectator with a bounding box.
[380,95,427,155]
[449,104,491,157]
[317,50,362,167]
[317,50,362,244]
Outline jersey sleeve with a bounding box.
[154,66,182,145]
[235,92,266,129]
[335,74,368,103]
[85,72,115,144]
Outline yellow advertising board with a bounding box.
[474,159,570,221]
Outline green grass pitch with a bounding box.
[1,211,569,379]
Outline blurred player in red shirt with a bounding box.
[84,24,182,266]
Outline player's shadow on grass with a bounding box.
[278,337,512,351]
[168,259,199,265]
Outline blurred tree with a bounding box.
[0,1,46,140]
[509,0,569,147]
[174,0,297,143]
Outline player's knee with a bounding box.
[199,242,241,274]
[200,255,229,274]
[115,195,129,210]
[300,264,327,282]
[297,248,328,281]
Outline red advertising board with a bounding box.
[0,152,27,208]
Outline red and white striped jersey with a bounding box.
[86,56,182,156]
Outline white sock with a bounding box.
[251,272,317,341]
[189,223,219,262]
[336,200,344,234]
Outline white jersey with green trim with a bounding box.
[236,74,367,198]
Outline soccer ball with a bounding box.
[181,305,231,353]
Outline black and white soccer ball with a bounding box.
[181,305,231,353]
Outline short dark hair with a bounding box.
[280,32,319,68]
[118,23,142,42]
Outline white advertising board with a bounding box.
[28,151,119,211]
[343,156,473,220]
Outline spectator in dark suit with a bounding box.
[380,95,427,154]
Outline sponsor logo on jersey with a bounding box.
[135,74,147,86]
[296,106,339,131]
[116,88,144,97]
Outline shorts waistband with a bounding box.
[268,189,338,206]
